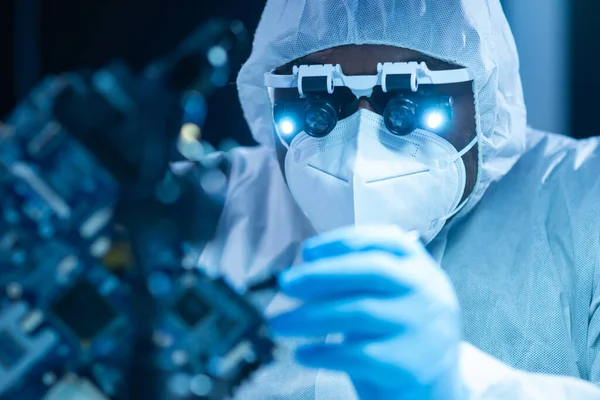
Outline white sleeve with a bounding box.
[460,342,600,399]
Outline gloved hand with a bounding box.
[269,225,465,400]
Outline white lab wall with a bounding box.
[503,0,570,135]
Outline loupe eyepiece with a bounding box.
[384,97,418,135]
[304,99,338,138]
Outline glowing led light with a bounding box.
[426,112,444,130]
[279,119,295,135]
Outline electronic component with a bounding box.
[156,272,273,387]
[175,289,211,328]
[0,93,118,254]
[51,280,119,343]
[0,237,134,398]
[0,19,266,400]
[0,302,59,396]
[42,375,108,400]
[0,330,27,369]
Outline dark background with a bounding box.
[571,0,600,139]
[0,0,265,147]
[1,1,599,141]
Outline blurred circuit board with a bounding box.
[0,79,133,398]
[0,70,273,399]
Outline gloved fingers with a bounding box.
[295,341,415,390]
[351,379,425,400]
[349,380,384,400]
[295,335,457,391]
[278,252,421,300]
[302,225,423,262]
[269,296,430,337]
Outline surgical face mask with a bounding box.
[280,109,477,243]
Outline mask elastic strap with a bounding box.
[436,136,478,169]
[427,194,471,233]
[278,133,291,150]
[275,128,291,151]
[443,195,470,221]
[441,136,478,219]
[457,136,478,158]
[428,136,478,229]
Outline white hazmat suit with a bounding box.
[198,0,600,398]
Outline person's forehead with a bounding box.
[276,44,462,75]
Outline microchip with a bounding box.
[214,315,238,337]
[0,330,26,369]
[51,280,118,342]
[175,289,210,327]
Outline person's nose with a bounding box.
[357,97,376,113]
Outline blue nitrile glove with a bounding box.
[269,225,465,400]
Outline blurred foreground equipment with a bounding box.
[0,19,273,400]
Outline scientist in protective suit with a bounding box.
[198,0,600,398]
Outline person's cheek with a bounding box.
[445,97,474,149]
[457,93,477,138]
[446,94,478,200]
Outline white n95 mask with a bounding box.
[281,109,477,243]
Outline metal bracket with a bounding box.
[294,65,335,97]
[379,62,420,93]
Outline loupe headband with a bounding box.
[265,62,473,98]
